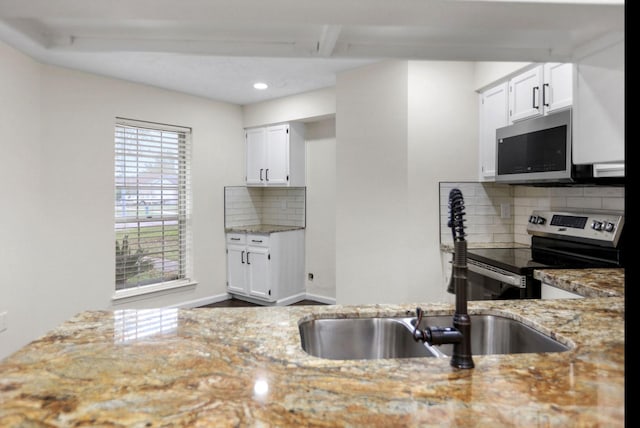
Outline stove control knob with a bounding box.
[591,220,604,231]
[536,216,546,225]
[529,215,537,224]
[604,222,616,232]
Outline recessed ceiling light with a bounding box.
[253,82,268,90]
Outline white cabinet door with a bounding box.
[573,40,624,165]
[478,82,509,180]
[246,127,267,185]
[245,123,303,187]
[265,124,289,185]
[226,244,248,294]
[509,65,543,122]
[543,63,573,114]
[247,246,272,300]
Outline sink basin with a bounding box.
[299,314,569,360]
[298,317,439,360]
[414,314,570,356]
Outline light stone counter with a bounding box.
[225,224,305,233]
[0,298,624,427]
[534,268,624,298]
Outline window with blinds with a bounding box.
[114,118,191,291]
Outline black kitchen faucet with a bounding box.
[412,188,474,369]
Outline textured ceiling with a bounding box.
[0,0,625,105]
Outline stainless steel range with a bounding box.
[460,209,625,300]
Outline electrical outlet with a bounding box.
[0,311,7,333]
[308,273,314,281]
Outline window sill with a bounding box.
[112,279,198,301]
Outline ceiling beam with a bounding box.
[316,25,341,57]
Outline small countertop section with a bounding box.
[0,298,624,427]
[225,224,304,233]
[534,268,625,298]
[440,241,529,253]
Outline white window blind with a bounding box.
[114,118,191,291]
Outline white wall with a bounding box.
[304,119,336,302]
[0,41,43,359]
[0,41,244,359]
[407,61,479,303]
[335,61,411,304]
[242,87,336,128]
[334,60,479,305]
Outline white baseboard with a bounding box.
[169,293,232,309]
[229,292,306,307]
[181,291,336,308]
[305,293,336,305]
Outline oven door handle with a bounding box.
[467,260,526,288]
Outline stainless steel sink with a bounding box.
[299,314,569,360]
[298,317,439,360]
[415,314,569,356]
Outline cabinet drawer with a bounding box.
[226,233,246,244]
[247,234,269,247]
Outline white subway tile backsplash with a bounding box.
[566,197,602,209]
[602,198,624,211]
[440,182,624,246]
[583,187,624,197]
[225,186,306,228]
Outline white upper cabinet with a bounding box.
[264,124,290,185]
[508,63,573,122]
[508,65,543,122]
[245,127,267,185]
[543,62,573,114]
[478,81,509,180]
[245,122,306,187]
[572,39,624,166]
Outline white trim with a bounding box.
[305,293,336,305]
[112,279,198,301]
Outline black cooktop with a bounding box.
[466,236,625,275]
[466,248,554,274]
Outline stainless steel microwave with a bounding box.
[495,109,596,184]
[496,109,584,183]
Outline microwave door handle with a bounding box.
[532,86,540,109]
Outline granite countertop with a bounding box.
[0,298,624,427]
[225,224,305,233]
[534,268,625,298]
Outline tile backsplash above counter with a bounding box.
[439,182,624,247]
[224,186,306,230]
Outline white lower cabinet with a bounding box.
[226,229,305,304]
